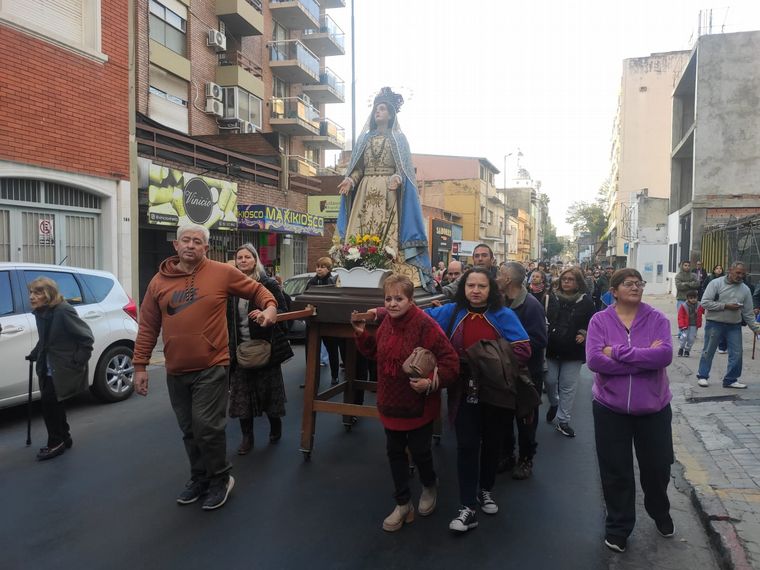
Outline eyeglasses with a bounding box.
[560,277,576,282]
[620,280,647,289]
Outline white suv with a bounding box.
[0,263,138,409]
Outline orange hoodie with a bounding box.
[134,256,277,375]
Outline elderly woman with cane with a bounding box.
[26,276,94,460]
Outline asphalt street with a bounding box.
[0,346,718,570]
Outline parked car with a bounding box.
[0,263,138,410]
[282,272,315,341]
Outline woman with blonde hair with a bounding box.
[27,276,94,460]
[227,243,293,453]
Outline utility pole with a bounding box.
[350,0,356,149]
[503,153,512,262]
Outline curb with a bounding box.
[673,414,755,570]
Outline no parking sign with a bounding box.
[38,219,54,245]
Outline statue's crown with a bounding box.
[373,87,404,113]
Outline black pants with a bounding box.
[455,398,510,508]
[40,375,70,447]
[504,369,544,460]
[166,366,231,484]
[385,421,436,505]
[322,337,345,381]
[593,401,674,538]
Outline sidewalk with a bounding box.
[647,294,760,569]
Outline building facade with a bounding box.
[668,31,760,281]
[605,50,690,270]
[136,0,346,296]
[0,0,133,291]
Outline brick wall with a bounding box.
[0,0,130,179]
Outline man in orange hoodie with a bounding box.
[133,224,278,511]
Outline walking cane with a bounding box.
[753,334,757,361]
[26,358,33,446]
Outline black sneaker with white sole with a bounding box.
[556,422,576,438]
[449,506,478,533]
[202,475,235,510]
[604,534,627,553]
[477,489,499,514]
[176,479,209,505]
[656,515,675,537]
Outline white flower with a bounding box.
[384,246,397,258]
[328,244,340,255]
[346,247,361,261]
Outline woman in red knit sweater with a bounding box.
[352,274,460,532]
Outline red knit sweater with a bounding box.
[355,304,460,431]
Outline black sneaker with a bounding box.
[677,348,684,357]
[448,506,478,532]
[656,516,675,537]
[557,422,576,438]
[684,350,690,357]
[176,479,209,505]
[201,475,235,510]
[545,405,558,423]
[477,489,498,514]
[604,534,627,553]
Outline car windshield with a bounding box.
[283,277,310,297]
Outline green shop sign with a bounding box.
[238,205,325,236]
[147,164,238,230]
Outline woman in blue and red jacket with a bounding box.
[586,268,674,554]
[425,267,530,534]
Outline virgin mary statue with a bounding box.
[337,87,434,292]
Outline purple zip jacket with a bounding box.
[586,302,672,415]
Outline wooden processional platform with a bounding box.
[291,285,443,461]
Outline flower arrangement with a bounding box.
[330,233,396,271]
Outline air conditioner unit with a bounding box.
[205,97,224,117]
[239,120,256,134]
[207,29,226,52]
[205,82,223,101]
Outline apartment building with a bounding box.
[669,31,760,277]
[136,0,346,295]
[0,1,133,290]
[413,154,501,263]
[604,50,689,283]
[501,166,544,262]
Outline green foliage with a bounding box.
[566,195,608,240]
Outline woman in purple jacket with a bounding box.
[586,268,674,554]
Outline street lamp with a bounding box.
[503,152,513,262]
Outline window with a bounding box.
[273,77,288,99]
[149,64,189,133]
[0,271,13,316]
[149,0,187,57]
[488,210,494,225]
[0,0,103,60]
[23,271,84,305]
[79,274,114,302]
[222,87,263,129]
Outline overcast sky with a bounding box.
[323,1,760,234]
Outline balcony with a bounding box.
[288,155,319,177]
[269,0,319,30]
[301,14,345,57]
[301,67,345,104]
[302,119,345,150]
[216,50,264,99]
[319,0,345,7]
[216,0,264,36]
[268,40,320,84]
[270,97,320,136]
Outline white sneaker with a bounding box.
[697,378,709,387]
[724,381,747,389]
[717,349,728,354]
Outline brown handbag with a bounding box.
[236,338,272,369]
[402,347,437,378]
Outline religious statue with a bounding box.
[337,87,434,292]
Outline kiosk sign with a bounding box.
[238,205,325,236]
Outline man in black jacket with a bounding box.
[498,262,548,479]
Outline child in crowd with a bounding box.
[677,290,704,357]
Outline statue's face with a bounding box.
[374,103,390,125]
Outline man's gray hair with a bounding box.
[503,261,526,282]
[176,223,210,244]
[730,261,746,270]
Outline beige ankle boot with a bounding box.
[418,484,437,516]
[382,502,414,532]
